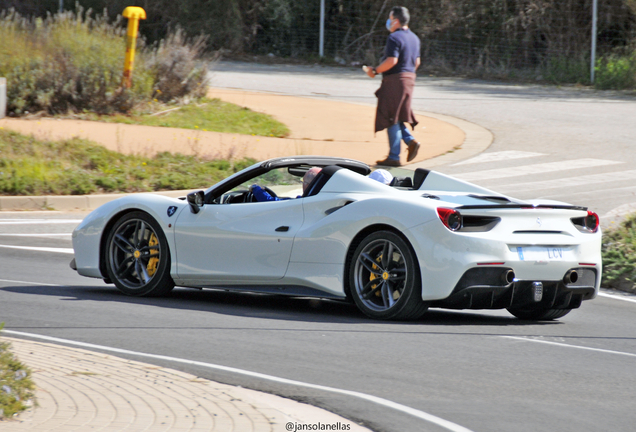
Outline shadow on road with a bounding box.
[1,283,566,329]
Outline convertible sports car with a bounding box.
[71,156,602,321]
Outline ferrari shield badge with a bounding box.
[167,206,178,217]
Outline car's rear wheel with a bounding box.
[507,307,572,321]
[350,231,428,320]
[105,211,174,296]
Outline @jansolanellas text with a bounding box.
[286,421,351,431]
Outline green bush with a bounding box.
[0,8,208,116]
[594,53,636,90]
[543,57,590,85]
[602,213,636,293]
[0,324,36,419]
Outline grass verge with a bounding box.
[0,129,255,196]
[74,98,289,138]
[0,324,36,419]
[602,213,636,293]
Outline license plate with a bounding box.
[516,246,571,262]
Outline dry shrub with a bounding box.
[0,8,209,116]
[148,29,210,103]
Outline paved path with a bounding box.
[0,87,473,167]
[1,337,370,432]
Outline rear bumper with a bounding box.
[431,266,597,310]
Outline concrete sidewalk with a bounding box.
[0,337,371,431]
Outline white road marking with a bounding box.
[0,219,82,225]
[0,278,61,286]
[454,158,622,182]
[0,244,74,254]
[0,233,72,237]
[501,336,636,358]
[496,169,636,194]
[3,330,475,432]
[453,151,545,166]
[599,292,636,304]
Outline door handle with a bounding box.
[275,226,290,232]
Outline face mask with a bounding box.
[386,18,393,31]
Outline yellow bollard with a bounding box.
[122,6,146,88]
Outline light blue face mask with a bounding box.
[386,18,393,31]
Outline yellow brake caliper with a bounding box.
[146,233,159,277]
[369,253,400,300]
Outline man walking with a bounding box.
[366,6,421,167]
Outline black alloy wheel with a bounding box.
[105,211,174,296]
[350,230,428,320]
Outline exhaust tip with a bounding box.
[503,269,515,285]
[564,270,578,285]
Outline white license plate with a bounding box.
[516,246,572,262]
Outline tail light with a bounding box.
[437,207,463,231]
[584,211,600,232]
[571,211,599,233]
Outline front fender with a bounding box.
[72,194,188,279]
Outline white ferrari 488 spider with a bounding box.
[71,156,602,321]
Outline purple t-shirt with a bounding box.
[382,28,420,76]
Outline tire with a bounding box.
[349,230,428,320]
[105,211,174,297]
[507,307,572,321]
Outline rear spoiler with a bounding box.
[457,204,588,211]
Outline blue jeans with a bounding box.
[387,123,415,161]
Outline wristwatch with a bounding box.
[372,67,378,74]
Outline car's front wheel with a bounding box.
[105,211,174,296]
[507,307,572,321]
[350,231,428,320]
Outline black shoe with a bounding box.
[376,157,401,167]
[407,141,420,162]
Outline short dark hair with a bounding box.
[391,6,410,26]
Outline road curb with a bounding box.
[405,110,494,169]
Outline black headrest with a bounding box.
[303,165,342,197]
[389,176,413,188]
[412,168,430,190]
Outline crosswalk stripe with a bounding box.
[0,244,74,254]
[453,151,545,166]
[0,219,82,225]
[496,169,636,194]
[0,233,72,237]
[454,158,622,182]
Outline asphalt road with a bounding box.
[2,64,636,432]
[209,61,636,221]
[1,212,635,432]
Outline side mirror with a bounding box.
[187,191,204,214]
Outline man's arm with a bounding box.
[416,57,420,70]
[366,57,398,78]
[249,185,278,201]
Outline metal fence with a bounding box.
[247,0,636,82]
